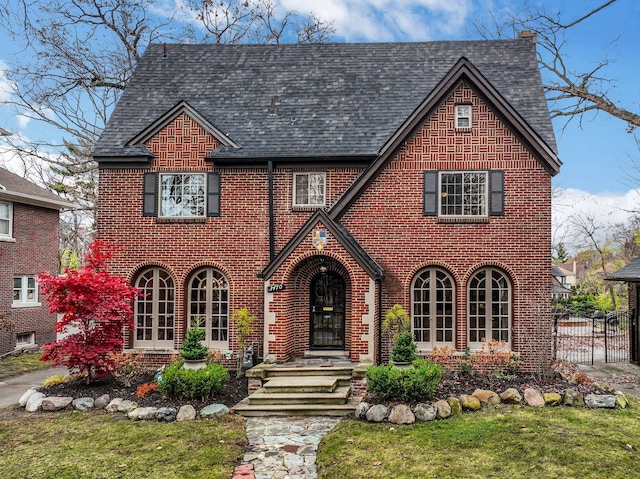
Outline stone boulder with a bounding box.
[459,394,481,411]
[177,404,197,422]
[365,404,390,423]
[117,400,139,413]
[563,389,585,407]
[585,394,616,409]
[354,402,370,420]
[95,394,111,409]
[435,399,451,419]
[106,398,123,412]
[156,407,177,422]
[543,392,563,407]
[200,404,229,418]
[42,397,73,411]
[414,403,437,422]
[129,407,158,420]
[523,388,545,408]
[25,392,46,412]
[472,389,500,407]
[447,397,462,415]
[73,397,95,411]
[19,387,38,407]
[500,388,523,404]
[388,404,415,425]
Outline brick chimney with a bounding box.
[518,30,537,43]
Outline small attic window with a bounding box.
[455,104,471,129]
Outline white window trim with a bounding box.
[158,172,207,219]
[455,104,471,128]
[438,170,488,218]
[12,276,40,308]
[411,268,456,350]
[467,267,512,350]
[0,200,12,239]
[292,172,326,208]
[16,331,36,348]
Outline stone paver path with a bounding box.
[233,416,341,479]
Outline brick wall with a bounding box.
[0,203,60,355]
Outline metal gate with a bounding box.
[553,310,631,365]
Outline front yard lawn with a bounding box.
[0,409,246,479]
[0,351,51,381]
[318,403,640,478]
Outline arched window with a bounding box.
[188,268,229,348]
[412,268,455,349]
[468,267,511,348]
[135,268,175,349]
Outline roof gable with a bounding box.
[330,57,561,220]
[128,101,240,149]
[259,209,383,281]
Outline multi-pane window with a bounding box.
[455,104,471,128]
[189,268,229,348]
[293,172,325,207]
[13,276,38,305]
[439,171,487,217]
[412,268,455,348]
[468,267,511,347]
[135,268,175,348]
[0,201,11,237]
[159,173,206,218]
[16,332,35,347]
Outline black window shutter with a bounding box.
[490,170,504,216]
[423,171,438,216]
[207,172,220,217]
[142,172,158,217]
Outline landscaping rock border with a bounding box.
[358,388,629,425]
[16,387,230,422]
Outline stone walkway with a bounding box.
[232,416,341,479]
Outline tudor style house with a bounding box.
[94,37,561,370]
[0,167,73,355]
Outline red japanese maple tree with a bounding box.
[39,239,139,383]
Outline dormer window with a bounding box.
[455,104,471,128]
[293,172,325,208]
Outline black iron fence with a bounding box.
[552,310,631,365]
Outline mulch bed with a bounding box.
[40,372,249,410]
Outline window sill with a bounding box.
[0,236,16,243]
[12,302,42,309]
[437,217,490,224]
[156,217,207,224]
[292,206,325,212]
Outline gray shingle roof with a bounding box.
[94,40,557,161]
[606,256,640,282]
[0,167,74,210]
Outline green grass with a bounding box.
[0,410,246,478]
[318,404,640,478]
[0,351,52,380]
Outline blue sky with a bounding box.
[0,0,638,247]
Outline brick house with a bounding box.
[94,39,560,370]
[0,167,73,355]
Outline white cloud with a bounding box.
[552,187,640,253]
[281,0,472,42]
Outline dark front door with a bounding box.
[310,272,345,349]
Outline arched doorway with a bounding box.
[310,271,345,350]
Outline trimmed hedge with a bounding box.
[157,360,229,400]
[366,358,442,402]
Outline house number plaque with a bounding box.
[267,284,286,293]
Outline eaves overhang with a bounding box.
[0,190,76,210]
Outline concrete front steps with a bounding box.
[233,362,365,417]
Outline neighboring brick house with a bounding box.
[94,38,561,370]
[0,167,73,355]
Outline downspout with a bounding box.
[268,160,275,261]
[377,277,383,365]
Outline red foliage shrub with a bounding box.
[38,240,140,383]
[136,382,158,398]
